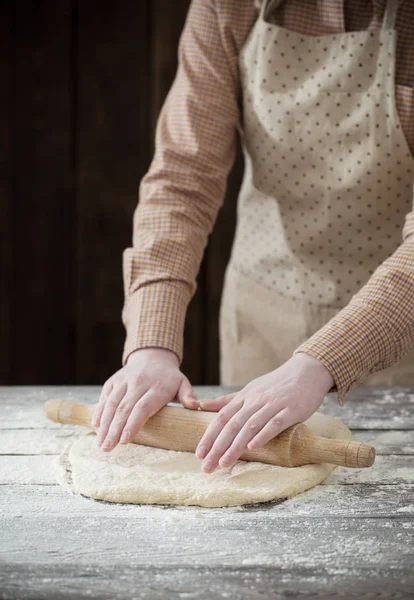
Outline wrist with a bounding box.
[126,347,180,368]
[292,352,335,394]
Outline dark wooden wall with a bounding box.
[1,0,243,386]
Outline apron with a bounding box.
[220,0,414,388]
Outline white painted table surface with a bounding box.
[0,385,413,600]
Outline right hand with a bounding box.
[92,348,197,452]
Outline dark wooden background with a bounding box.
[1,0,243,386]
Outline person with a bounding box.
[92,0,414,474]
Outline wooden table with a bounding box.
[0,386,413,599]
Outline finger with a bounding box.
[119,389,169,443]
[247,407,291,450]
[92,382,113,429]
[201,404,260,474]
[96,383,128,447]
[177,377,198,410]
[218,403,277,468]
[195,396,244,461]
[197,393,237,412]
[101,387,148,451]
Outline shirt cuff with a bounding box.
[293,303,394,406]
[122,281,191,366]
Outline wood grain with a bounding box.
[1,482,413,518]
[12,0,75,384]
[0,484,413,599]
[4,0,246,387]
[0,386,413,599]
[0,0,13,385]
[0,561,412,600]
[75,0,150,384]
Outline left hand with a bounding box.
[189,353,334,473]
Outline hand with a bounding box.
[92,348,197,451]
[194,353,334,473]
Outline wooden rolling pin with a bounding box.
[44,399,375,469]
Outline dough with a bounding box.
[58,412,351,508]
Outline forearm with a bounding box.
[122,0,240,365]
[295,225,414,404]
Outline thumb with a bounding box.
[177,377,198,410]
[198,392,238,412]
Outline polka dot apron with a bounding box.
[220,0,414,386]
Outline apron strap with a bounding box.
[259,0,284,22]
[382,0,404,30]
[259,0,403,31]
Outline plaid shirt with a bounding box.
[122,0,414,402]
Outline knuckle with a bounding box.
[216,412,229,427]
[270,416,283,429]
[107,398,120,409]
[151,379,164,392]
[248,420,260,431]
[138,399,151,413]
[116,403,130,416]
[132,373,145,387]
[227,420,241,435]
[245,384,264,397]
[235,393,247,406]
[99,390,110,405]
[261,392,278,405]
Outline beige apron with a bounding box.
[220,0,414,387]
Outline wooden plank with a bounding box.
[0,455,58,484]
[1,454,412,487]
[0,563,412,600]
[1,386,414,429]
[1,483,413,518]
[1,386,413,599]
[1,492,413,564]
[322,455,414,485]
[12,0,75,384]
[0,506,412,597]
[323,387,414,430]
[353,429,414,455]
[75,0,150,383]
[0,428,77,454]
[0,386,99,429]
[150,0,205,385]
[0,0,13,385]
[150,0,191,137]
[2,427,413,456]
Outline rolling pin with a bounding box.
[44,399,375,469]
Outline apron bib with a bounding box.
[220,0,414,387]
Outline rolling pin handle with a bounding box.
[43,399,66,423]
[43,399,96,428]
[345,441,376,468]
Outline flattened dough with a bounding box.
[58,412,351,507]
